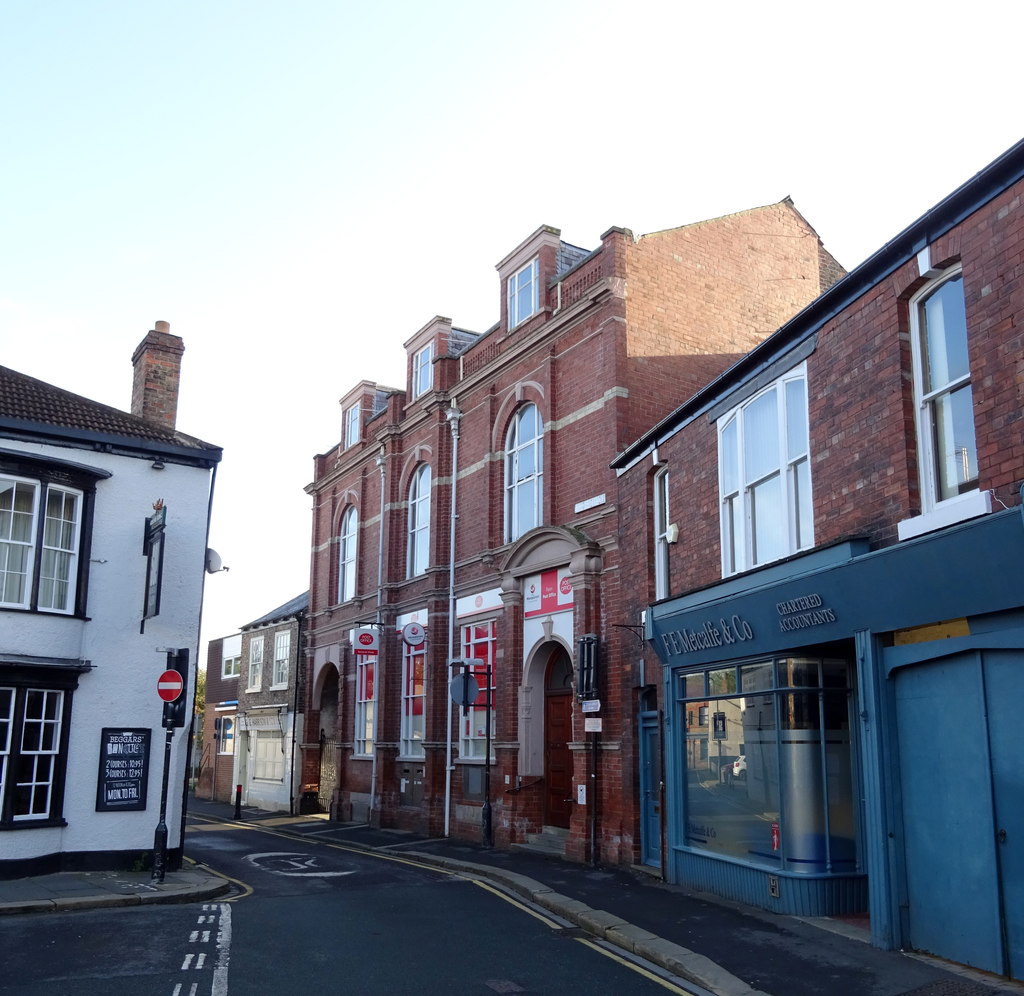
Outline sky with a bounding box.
[3,0,1022,655]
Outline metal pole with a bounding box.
[370,448,386,822]
[151,727,174,882]
[482,658,493,848]
[444,403,462,837]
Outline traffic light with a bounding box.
[162,648,189,729]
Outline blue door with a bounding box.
[639,712,662,867]
[895,650,1022,979]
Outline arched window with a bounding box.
[407,465,431,577]
[337,507,357,603]
[505,404,543,542]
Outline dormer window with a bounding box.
[412,343,433,399]
[344,403,361,448]
[508,258,539,329]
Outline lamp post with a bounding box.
[444,402,462,837]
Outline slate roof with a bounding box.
[0,365,221,459]
[241,591,310,630]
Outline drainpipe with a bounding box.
[370,447,386,820]
[289,608,305,815]
[444,402,463,837]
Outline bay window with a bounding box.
[1,475,83,614]
[0,682,72,826]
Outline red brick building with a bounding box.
[302,204,842,864]
[613,139,1024,978]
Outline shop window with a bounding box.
[217,716,235,755]
[400,637,426,757]
[718,365,812,576]
[355,657,375,757]
[252,730,284,781]
[459,621,496,760]
[677,656,858,875]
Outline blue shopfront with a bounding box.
[647,508,1024,980]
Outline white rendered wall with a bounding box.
[2,438,213,863]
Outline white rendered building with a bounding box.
[0,322,221,876]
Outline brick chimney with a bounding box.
[131,321,184,429]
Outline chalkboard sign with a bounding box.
[96,728,151,812]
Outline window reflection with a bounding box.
[679,656,858,874]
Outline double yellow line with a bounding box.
[187,815,698,994]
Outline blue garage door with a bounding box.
[895,650,1022,980]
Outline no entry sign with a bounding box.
[157,669,184,702]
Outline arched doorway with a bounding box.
[544,647,573,828]
[317,665,339,814]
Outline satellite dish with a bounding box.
[205,548,226,574]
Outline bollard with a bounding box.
[234,784,242,819]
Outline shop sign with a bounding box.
[775,592,837,633]
[523,567,573,618]
[658,613,755,656]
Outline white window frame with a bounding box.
[407,465,431,577]
[459,621,496,760]
[217,715,235,755]
[247,636,264,692]
[0,475,82,614]
[718,364,813,576]
[338,507,357,603]
[0,686,67,824]
[653,467,671,600]
[400,637,426,758]
[222,654,241,679]
[412,343,433,399]
[899,266,990,540]
[272,631,290,689]
[508,257,539,329]
[252,729,284,781]
[344,403,361,448]
[505,403,544,542]
[354,656,375,757]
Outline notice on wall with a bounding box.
[95,728,151,812]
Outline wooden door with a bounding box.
[544,686,573,828]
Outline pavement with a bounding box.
[3,796,1021,996]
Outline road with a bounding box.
[0,812,708,996]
